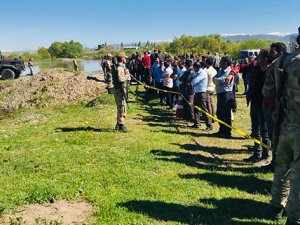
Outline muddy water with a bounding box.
[21,59,103,76]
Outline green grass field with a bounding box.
[0,83,282,225]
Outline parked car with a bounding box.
[238,49,260,63]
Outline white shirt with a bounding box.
[206,66,217,92]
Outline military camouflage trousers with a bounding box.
[271,124,300,224]
[114,89,127,125]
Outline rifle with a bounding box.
[121,81,129,109]
[272,53,289,150]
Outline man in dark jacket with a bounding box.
[179,59,195,123]
[244,49,271,163]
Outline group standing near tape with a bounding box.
[131,75,271,151]
[101,26,300,225]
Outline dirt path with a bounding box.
[1,200,94,225]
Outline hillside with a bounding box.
[221,33,297,42]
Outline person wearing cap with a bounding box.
[213,56,234,138]
[112,52,130,132]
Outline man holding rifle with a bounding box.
[112,52,130,133]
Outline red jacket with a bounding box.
[141,55,151,68]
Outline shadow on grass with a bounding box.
[146,122,187,129]
[159,129,247,140]
[151,149,222,165]
[55,126,114,133]
[133,91,176,125]
[180,172,271,195]
[150,149,262,174]
[136,114,173,123]
[173,142,248,155]
[118,198,272,225]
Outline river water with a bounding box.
[21,59,103,76]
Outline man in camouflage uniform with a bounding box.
[102,54,114,92]
[112,52,130,132]
[270,28,300,225]
[262,42,286,169]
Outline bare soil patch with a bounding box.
[0,69,106,112]
[1,200,93,225]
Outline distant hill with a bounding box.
[221,33,297,42]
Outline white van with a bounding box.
[238,49,260,62]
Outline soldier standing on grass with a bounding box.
[112,52,130,133]
[28,58,33,76]
[73,59,79,72]
[269,27,300,225]
[104,54,114,93]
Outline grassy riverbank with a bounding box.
[0,84,281,224]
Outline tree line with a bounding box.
[8,40,83,61]
[156,34,274,59]
[7,35,276,61]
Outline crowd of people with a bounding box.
[102,45,283,166]
[103,47,278,143]
[102,26,300,225]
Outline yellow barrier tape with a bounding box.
[131,76,272,151]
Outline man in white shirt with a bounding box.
[191,62,212,130]
[162,62,174,108]
[206,58,217,121]
[213,52,221,71]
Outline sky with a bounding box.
[1,0,300,51]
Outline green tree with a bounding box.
[37,47,51,60]
[48,42,64,58]
[138,41,141,48]
[48,41,83,58]
[155,34,275,59]
[62,40,83,58]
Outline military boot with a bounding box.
[115,123,120,130]
[119,124,130,133]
